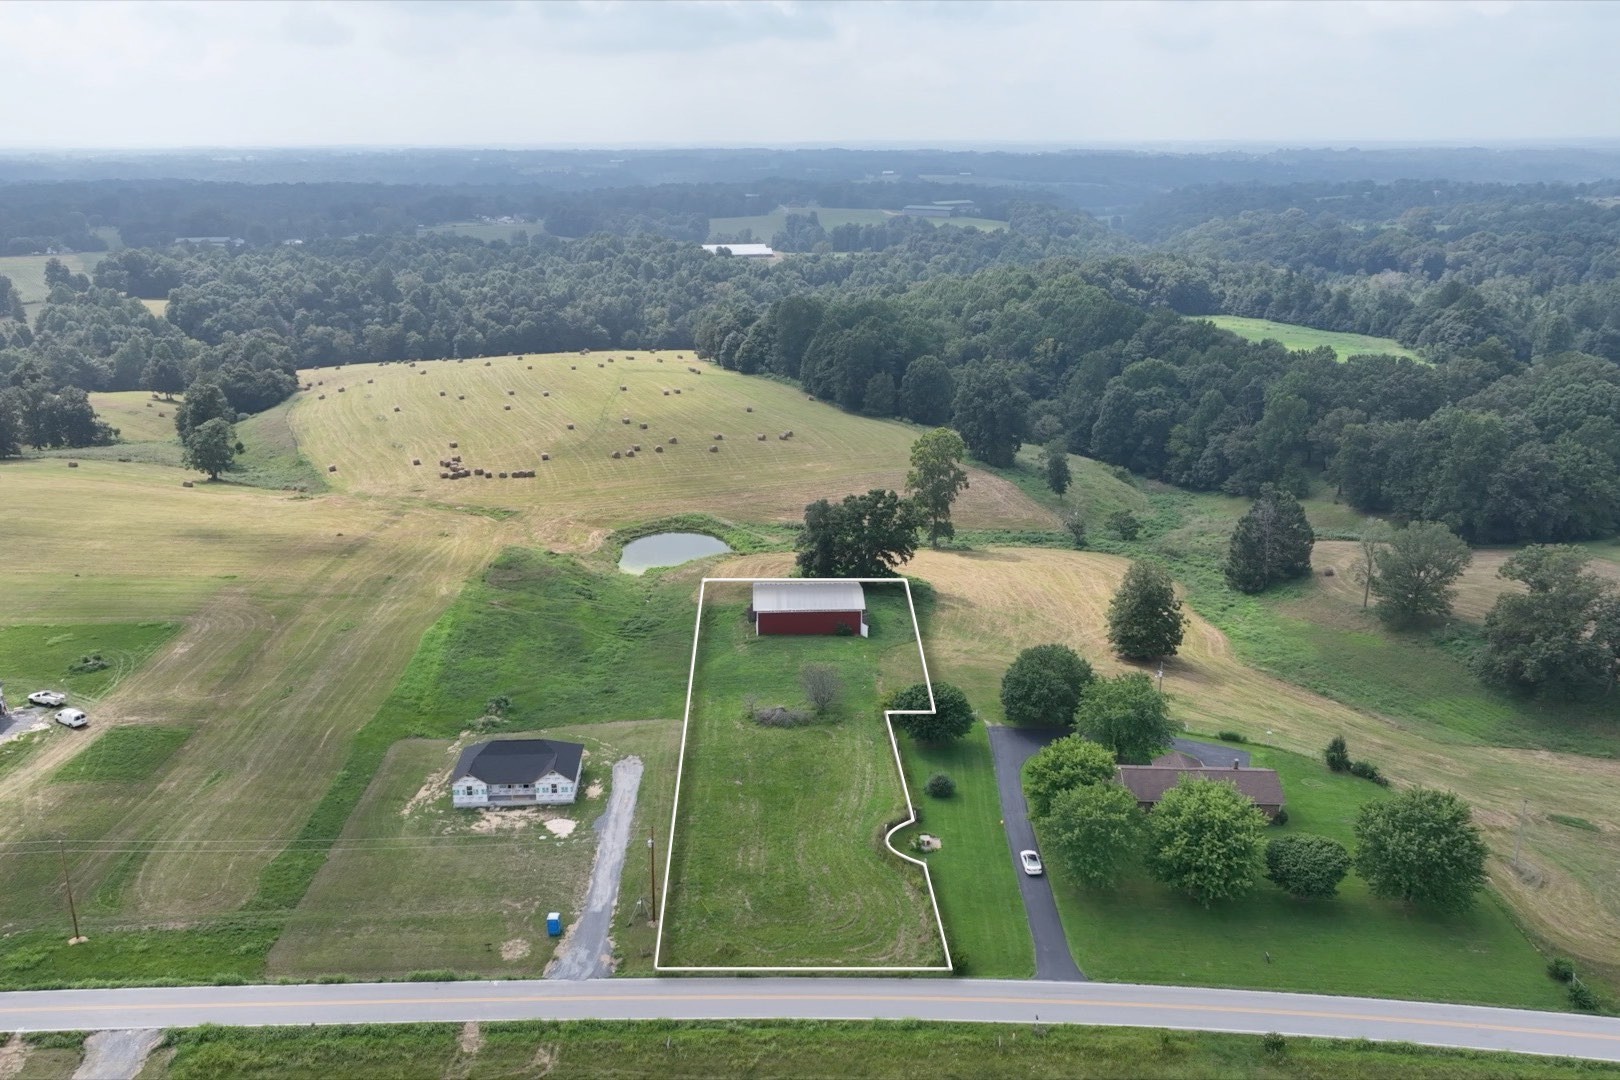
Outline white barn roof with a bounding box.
[701,243,776,257]
[752,581,866,613]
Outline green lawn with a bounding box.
[709,207,1005,240]
[1205,316,1420,361]
[1040,741,1568,1009]
[0,622,179,705]
[660,585,945,968]
[900,723,1033,978]
[417,221,540,243]
[140,1020,1620,1080]
[50,726,191,783]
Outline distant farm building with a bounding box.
[451,738,585,809]
[900,205,953,218]
[751,581,868,637]
[1116,755,1286,820]
[701,243,776,259]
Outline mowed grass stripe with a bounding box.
[289,353,1054,547]
[661,585,944,968]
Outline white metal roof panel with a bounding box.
[752,581,866,613]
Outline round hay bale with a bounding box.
[746,406,753,412]
[457,359,464,363]
[394,406,401,412]
[328,465,337,472]
[474,468,484,476]
[504,405,511,411]
[439,391,447,396]
[507,390,515,395]
[484,361,491,367]
[656,357,664,363]
[450,441,458,448]
[440,472,450,479]
[158,411,167,416]
[67,461,78,468]
[608,357,615,363]
[611,451,621,459]
[419,370,426,375]
[412,459,421,465]
[183,480,194,487]
[785,429,794,437]
[338,387,345,393]
[367,378,373,384]
[567,423,575,430]
[317,380,324,386]
[662,390,669,396]
[626,450,636,458]
[713,433,724,440]
[673,389,681,395]
[543,391,549,397]
[757,433,766,440]
[458,395,465,400]
[654,445,663,453]
[639,422,648,430]
[709,444,719,453]
[146,402,153,407]
[527,365,533,370]
[598,363,605,368]
[317,395,325,400]
[669,436,678,444]
[541,454,549,461]
[498,472,508,479]
[622,417,631,425]
[632,444,641,452]
[570,365,577,370]
[620,385,628,391]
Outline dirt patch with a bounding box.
[544,817,577,837]
[467,807,546,833]
[530,1044,559,1078]
[0,1036,29,1080]
[585,781,603,799]
[500,938,531,962]
[458,1021,483,1056]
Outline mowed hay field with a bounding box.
[719,548,1620,986]
[290,352,1052,547]
[1205,316,1420,361]
[0,458,517,926]
[89,390,182,443]
[660,584,944,969]
[708,208,1006,239]
[0,252,103,302]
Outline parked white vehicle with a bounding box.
[1019,849,1044,876]
[29,690,68,707]
[54,708,89,729]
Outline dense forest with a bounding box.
[6,152,1620,543]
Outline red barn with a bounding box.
[752,581,868,637]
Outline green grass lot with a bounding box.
[1205,316,1420,361]
[901,723,1033,977]
[1040,741,1566,1009]
[50,726,191,783]
[708,207,1006,240]
[0,622,178,705]
[417,222,540,243]
[0,253,103,304]
[660,585,945,968]
[127,1020,1618,1080]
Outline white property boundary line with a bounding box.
[654,577,953,973]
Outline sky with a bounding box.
[2,0,1617,149]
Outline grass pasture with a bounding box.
[417,221,540,243]
[50,725,191,783]
[0,622,178,705]
[1206,316,1420,361]
[137,1020,1620,1080]
[0,253,103,304]
[288,352,1053,548]
[87,390,179,444]
[1042,741,1564,1008]
[659,583,946,969]
[708,207,1006,239]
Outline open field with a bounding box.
[418,221,540,243]
[1043,741,1564,1008]
[86,1020,1614,1080]
[289,352,1053,548]
[659,583,945,969]
[0,253,103,303]
[137,297,169,316]
[87,390,179,443]
[1205,316,1420,361]
[709,207,1006,239]
[0,622,177,706]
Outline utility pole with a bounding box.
[1156,663,1165,694]
[57,840,82,943]
[647,830,659,923]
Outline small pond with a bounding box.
[618,532,732,574]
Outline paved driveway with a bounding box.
[1172,737,1251,768]
[985,726,1085,981]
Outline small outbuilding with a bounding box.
[451,738,585,809]
[751,581,867,637]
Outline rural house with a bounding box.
[1116,755,1286,819]
[751,581,868,637]
[451,738,585,809]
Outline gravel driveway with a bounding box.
[74,1029,162,1080]
[545,756,643,980]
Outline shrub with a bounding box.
[1063,512,1088,549]
[800,662,844,714]
[1547,957,1576,983]
[1261,1032,1287,1056]
[753,704,814,728]
[1264,833,1351,899]
[1217,730,1247,743]
[68,653,109,674]
[888,682,976,743]
[1107,510,1141,541]
[925,773,956,799]
[1349,760,1389,786]
[1271,807,1289,826]
[1569,980,1599,1011]
[1324,735,1351,772]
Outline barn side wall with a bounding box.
[756,609,864,636]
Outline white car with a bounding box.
[1019,849,1044,876]
[28,690,67,707]
[54,709,89,729]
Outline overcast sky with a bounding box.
[2,0,1617,150]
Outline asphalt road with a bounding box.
[546,756,643,980]
[985,725,1085,981]
[4,978,1619,1062]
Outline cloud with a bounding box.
[0,0,1614,148]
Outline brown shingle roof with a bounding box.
[1116,765,1285,808]
[1151,751,1204,769]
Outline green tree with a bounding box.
[175,378,232,440]
[1000,644,1095,728]
[1354,788,1488,911]
[1042,440,1072,497]
[899,355,955,426]
[0,388,23,458]
[1477,545,1615,696]
[1043,781,1144,888]
[1063,511,1087,549]
[1107,560,1186,660]
[888,681,975,743]
[141,353,189,398]
[794,489,921,578]
[1107,510,1141,541]
[1369,521,1472,626]
[1073,673,1181,764]
[181,416,237,480]
[1147,777,1268,905]
[1024,735,1116,818]
[862,371,897,417]
[951,361,1029,467]
[1224,485,1315,594]
[905,428,970,548]
[1324,735,1351,773]
[1264,834,1351,899]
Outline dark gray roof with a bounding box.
[452,738,584,785]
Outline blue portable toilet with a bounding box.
[546,912,563,938]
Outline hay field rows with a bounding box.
[290,352,1053,547]
[717,547,1620,980]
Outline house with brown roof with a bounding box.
[1116,753,1286,819]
